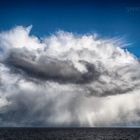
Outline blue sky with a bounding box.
[0,0,140,57]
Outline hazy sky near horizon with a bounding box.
[0,0,140,57]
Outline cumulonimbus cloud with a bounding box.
[0,26,140,127]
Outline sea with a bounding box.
[0,127,140,140]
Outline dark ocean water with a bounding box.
[0,127,140,140]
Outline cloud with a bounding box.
[0,26,140,127]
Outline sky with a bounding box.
[0,0,140,57]
[1,0,140,127]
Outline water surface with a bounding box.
[0,127,140,140]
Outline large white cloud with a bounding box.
[0,26,140,127]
